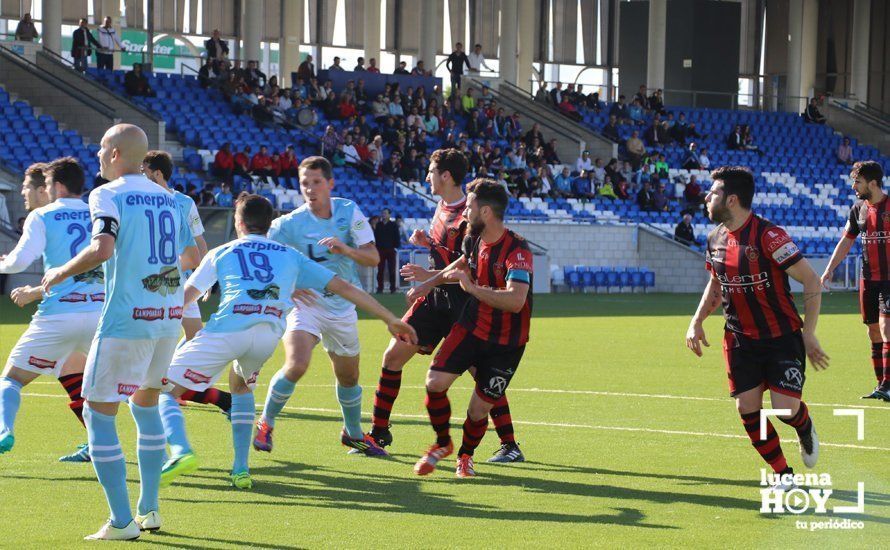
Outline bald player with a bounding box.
[44,124,199,540]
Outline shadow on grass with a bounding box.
[139,531,305,550]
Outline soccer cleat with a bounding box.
[487,442,525,463]
[862,387,890,402]
[0,432,14,454]
[84,519,141,541]
[58,443,91,463]
[160,452,199,488]
[768,467,798,493]
[455,454,476,478]
[370,426,393,448]
[253,419,274,452]
[414,441,454,476]
[341,430,389,457]
[799,425,819,469]
[231,471,253,490]
[134,511,161,532]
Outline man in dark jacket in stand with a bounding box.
[373,208,401,293]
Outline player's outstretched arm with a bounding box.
[820,235,854,289]
[42,234,114,292]
[686,274,721,357]
[318,238,380,267]
[10,285,44,307]
[786,258,830,370]
[326,276,418,344]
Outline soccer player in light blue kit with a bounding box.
[158,195,416,489]
[0,159,104,462]
[254,156,389,456]
[43,124,199,541]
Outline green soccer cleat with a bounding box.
[0,432,14,454]
[231,471,253,490]
[58,443,91,463]
[160,452,199,488]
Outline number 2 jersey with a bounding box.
[267,198,374,316]
[89,174,195,339]
[0,198,104,316]
[187,234,335,336]
[705,213,803,339]
[844,197,890,281]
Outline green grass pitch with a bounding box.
[0,292,888,548]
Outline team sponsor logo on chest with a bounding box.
[142,267,181,296]
[493,262,506,279]
[745,246,760,262]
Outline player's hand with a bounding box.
[443,268,474,293]
[409,229,431,248]
[291,288,317,307]
[318,236,348,255]
[406,284,431,305]
[685,321,709,357]
[803,332,830,371]
[387,318,418,345]
[10,285,42,307]
[400,263,433,282]
[819,270,832,290]
[41,267,66,293]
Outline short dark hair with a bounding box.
[466,177,509,220]
[143,150,174,181]
[44,157,85,195]
[710,166,755,209]
[852,161,884,186]
[24,162,47,187]
[430,148,468,185]
[299,155,333,180]
[235,193,275,234]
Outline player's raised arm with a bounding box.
[325,276,418,344]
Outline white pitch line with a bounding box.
[21,392,890,452]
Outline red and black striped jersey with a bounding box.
[458,228,533,346]
[705,213,803,339]
[844,197,890,281]
[428,198,467,270]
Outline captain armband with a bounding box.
[92,217,119,239]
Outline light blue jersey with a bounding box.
[267,198,374,315]
[187,235,335,335]
[89,175,195,339]
[0,198,104,316]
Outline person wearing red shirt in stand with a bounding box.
[279,145,299,189]
[234,146,251,191]
[820,161,890,400]
[339,95,358,119]
[269,152,283,187]
[411,177,533,478]
[250,145,274,185]
[213,142,235,186]
[686,166,829,492]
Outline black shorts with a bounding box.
[431,324,525,403]
[859,280,890,325]
[403,288,467,354]
[722,330,806,398]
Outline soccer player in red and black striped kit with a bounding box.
[820,161,890,400]
[370,149,524,463]
[412,178,533,478]
[686,167,829,491]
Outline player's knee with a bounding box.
[425,373,449,393]
[382,347,408,372]
[868,324,882,342]
[335,370,360,387]
[2,366,34,386]
[467,397,492,421]
[282,359,310,381]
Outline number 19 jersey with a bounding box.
[89,175,195,339]
[267,198,374,316]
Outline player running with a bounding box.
[253,156,390,456]
[43,124,199,540]
[820,161,889,400]
[157,194,416,489]
[412,178,534,478]
[371,148,524,463]
[142,151,230,414]
[686,166,829,492]
[0,159,103,462]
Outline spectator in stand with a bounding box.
[727,124,745,150]
[837,137,854,165]
[373,209,400,294]
[446,42,472,91]
[14,13,38,41]
[741,125,765,156]
[124,63,155,96]
[353,56,365,71]
[329,56,345,71]
[468,43,494,74]
[389,95,405,116]
[320,125,340,158]
[382,151,402,179]
[571,172,595,200]
[338,93,358,119]
[340,134,361,167]
[198,58,216,88]
[400,148,422,181]
[601,114,620,143]
[537,165,555,198]
[682,174,704,213]
[632,163,651,194]
[234,146,251,184]
[598,175,618,199]
[280,145,299,188]
[72,18,101,73]
[250,145,275,185]
[367,57,380,73]
[645,114,669,147]
[575,150,594,174]
[549,82,563,106]
[674,213,695,246]
[412,61,427,76]
[653,181,670,211]
[609,95,630,122]
[804,97,826,124]
[558,95,582,122]
[648,89,666,115]
[628,98,645,125]
[698,147,711,170]
[653,154,669,178]
[544,138,561,164]
[554,166,574,198]
[461,87,477,113]
[213,142,235,185]
[200,186,217,206]
[394,61,410,75]
[423,106,440,135]
[524,123,544,148]
[535,82,551,104]
[96,17,123,70]
[205,29,229,60]
[681,142,701,170]
[244,60,267,89]
[637,181,656,211]
[604,158,622,186]
[251,96,277,128]
[215,182,234,208]
[634,85,649,110]
[297,54,315,82]
[671,112,690,142]
[625,130,646,169]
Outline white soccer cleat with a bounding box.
[84,519,141,541]
[768,475,798,493]
[799,425,819,469]
[135,510,161,531]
